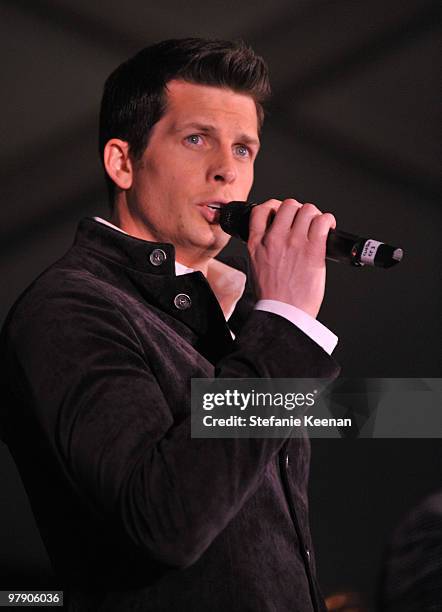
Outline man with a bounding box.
[1,39,339,611]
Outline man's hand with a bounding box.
[248,198,336,318]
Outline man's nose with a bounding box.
[208,149,237,184]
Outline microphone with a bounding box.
[217,201,404,268]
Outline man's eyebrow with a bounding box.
[174,121,260,148]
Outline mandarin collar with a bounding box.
[74,217,177,276]
[73,217,242,364]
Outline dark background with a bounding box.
[1,0,440,609]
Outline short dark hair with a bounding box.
[98,38,271,204]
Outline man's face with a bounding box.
[127,79,260,265]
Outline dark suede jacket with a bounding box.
[0,218,340,611]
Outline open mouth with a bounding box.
[198,201,230,224]
[198,203,223,224]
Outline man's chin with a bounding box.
[172,223,231,260]
[207,226,231,253]
[186,228,230,260]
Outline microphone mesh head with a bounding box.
[219,201,252,242]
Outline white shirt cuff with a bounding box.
[254,299,338,355]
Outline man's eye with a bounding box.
[235,144,250,158]
[185,134,203,145]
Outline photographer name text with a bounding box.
[201,415,352,428]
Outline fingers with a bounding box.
[249,198,336,247]
[267,199,303,236]
[307,210,336,242]
[288,203,322,243]
[248,199,281,245]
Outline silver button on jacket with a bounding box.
[149,248,167,266]
[174,293,192,310]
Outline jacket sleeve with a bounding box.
[5,284,339,569]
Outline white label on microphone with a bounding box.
[360,239,383,265]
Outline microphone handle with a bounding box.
[219,202,403,269]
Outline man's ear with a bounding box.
[103,139,133,190]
